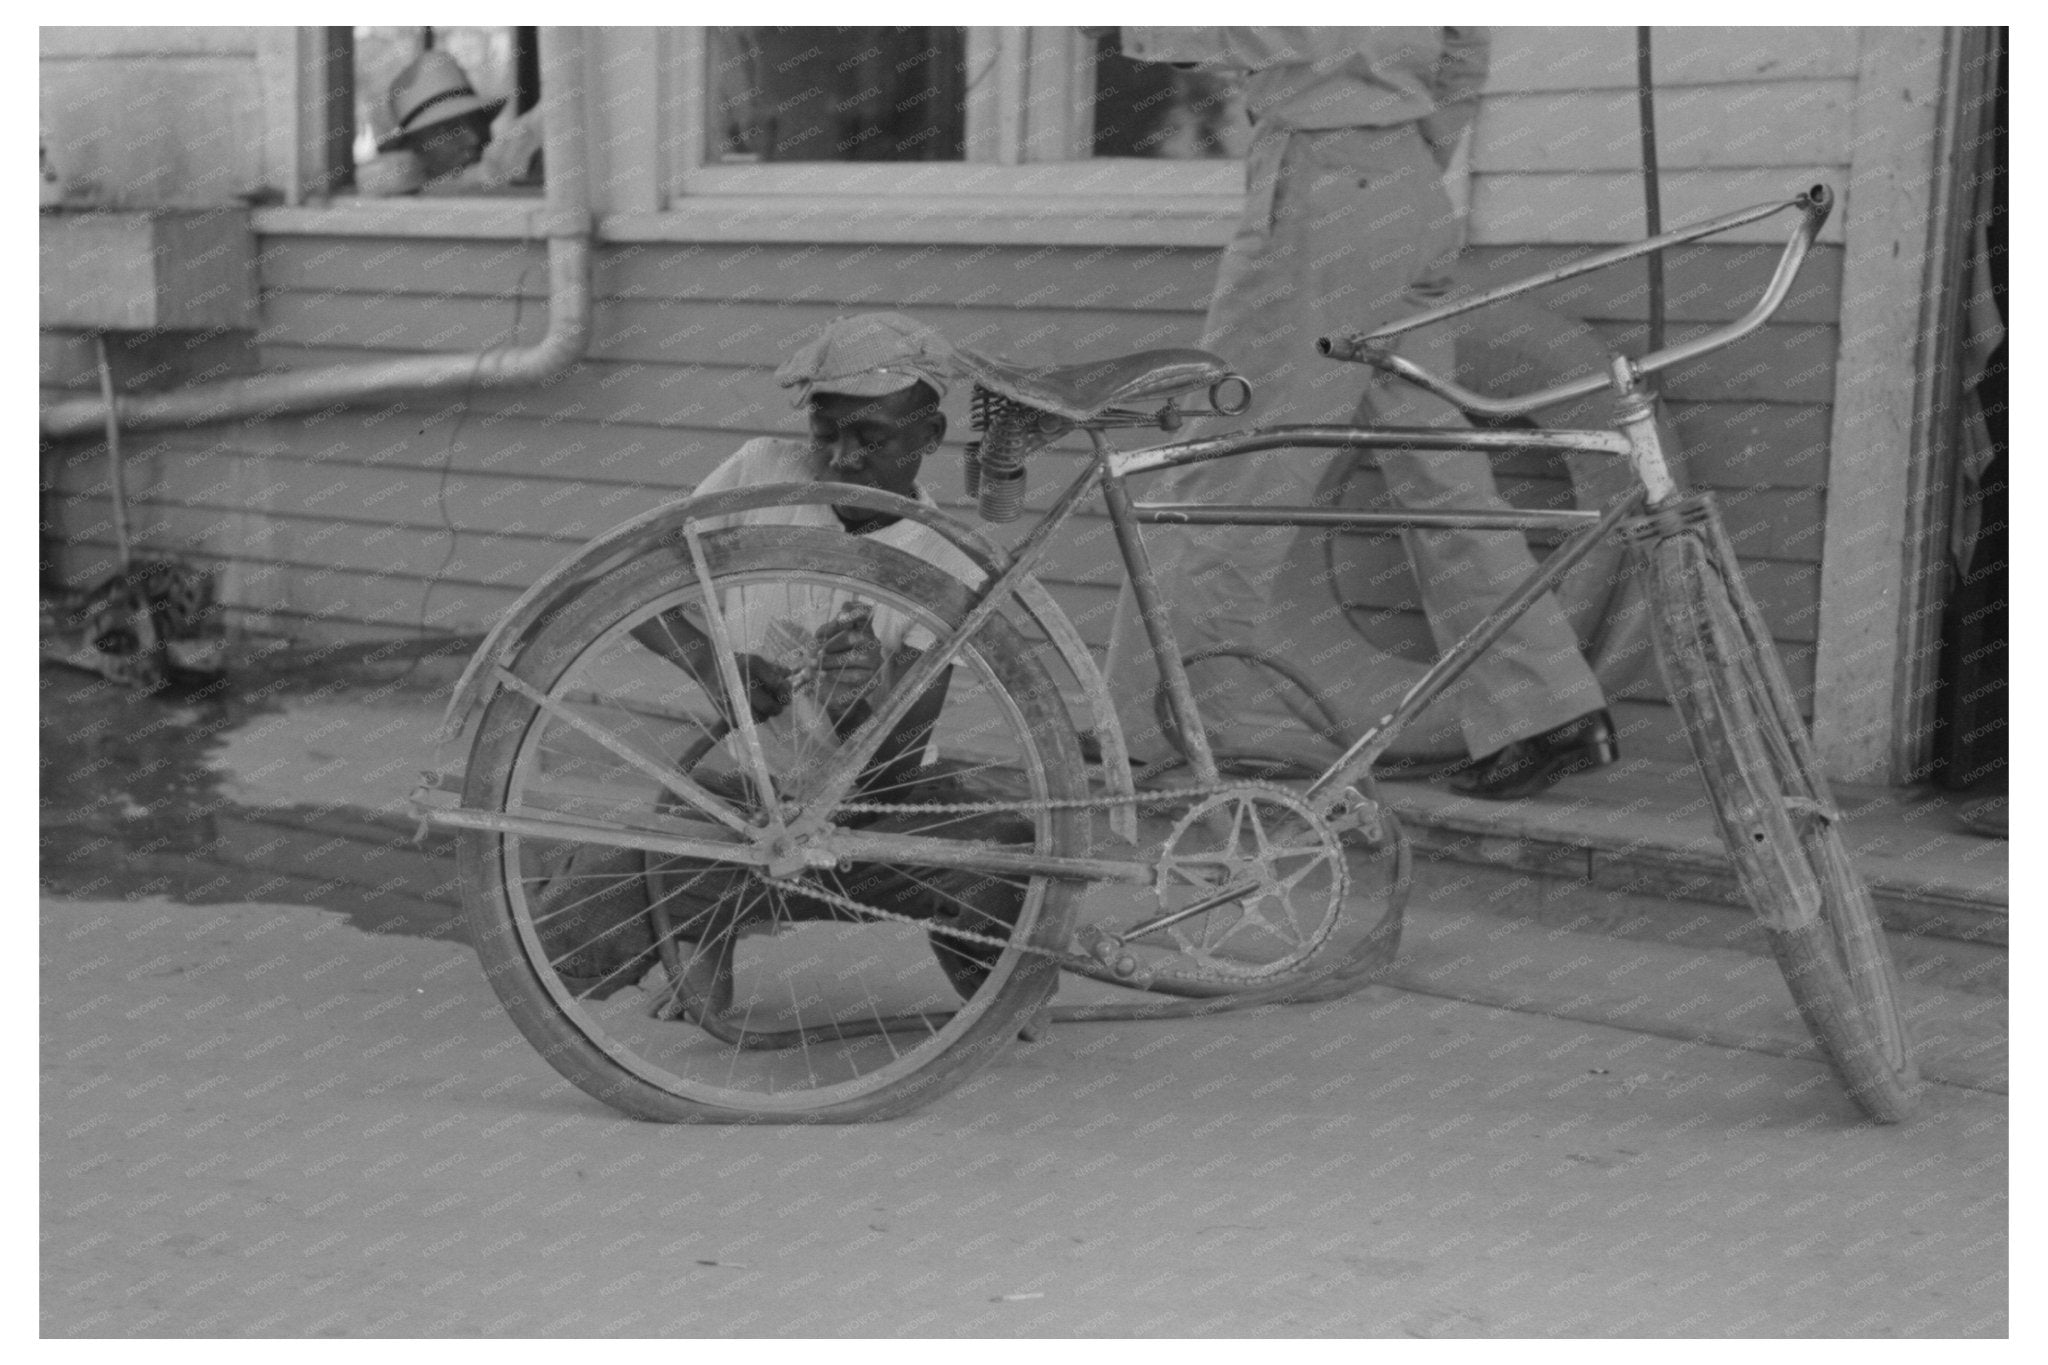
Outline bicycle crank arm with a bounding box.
[1115,879,1261,944]
[1073,877,1264,985]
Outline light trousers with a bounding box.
[1104,123,1604,761]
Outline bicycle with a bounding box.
[416,183,1918,1124]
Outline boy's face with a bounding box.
[409,115,489,181]
[806,386,946,509]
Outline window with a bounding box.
[257,26,1260,242]
[296,26,543,198]
[1086,31,1250,161]
[672,27,1246,198]
[707,28,967,163]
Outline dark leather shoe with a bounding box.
[1449,708,1619,801]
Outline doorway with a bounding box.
[1931,27,2006,810]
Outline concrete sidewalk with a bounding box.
[173,656,2007,1098]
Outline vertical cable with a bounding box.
[1637,27,1666,355]
[93,334,132,570]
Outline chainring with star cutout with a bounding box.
[1140,783,1350,986]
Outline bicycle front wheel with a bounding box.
[1636,497,1917,1122]
[457,526,1088,1123]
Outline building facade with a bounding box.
[40,26,1994,785]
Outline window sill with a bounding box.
[619,195,1244,247]
[253,197,559,240]
[253,193,1247,248]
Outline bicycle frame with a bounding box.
[793,410,1646,856]
[1099,421,1646,798]
[779,187,1834,880]
[749,394,1658,894]
[432,187,1833,896]
[427,180,1920,1125]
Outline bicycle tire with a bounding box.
[1637,498,1917,1122]
[457,526,1088,1123]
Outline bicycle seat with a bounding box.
[952,345,1233,422]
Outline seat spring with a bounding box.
[967,386,1055,523]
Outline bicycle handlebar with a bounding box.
[1316,184,1835,419]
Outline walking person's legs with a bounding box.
[1362,321,1607,761]
[1102,127,1454,764]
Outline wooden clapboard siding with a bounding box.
[254,295,1208,368]
[40,27,268,208]
[41,27,261,57]
[261,238,1227,313]
[249,303,1836,407]
[1665,402,1831,489]
[58,231,1839,713]
[1484,28,1861,93]
[259,235,1842,319]
[1422,20,1852,722]
[1473,81,1855,172]
[1469,169,1843,246]
[62,532,526,640]
[1472,28,1855,246]
[58,490,546,584]
[43,25,1884,759]
[1456,243,1843,325]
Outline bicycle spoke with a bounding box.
[525,872,644,937]
[494,665,751,837]
[682,524,785,825]
[856,961,907,1059]
[840,752,1021,805]
[874,861,1020,943]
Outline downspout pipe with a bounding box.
[39,26,594,440]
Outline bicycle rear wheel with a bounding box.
[1635,496,1917,1122]
[457,526,1087,1123]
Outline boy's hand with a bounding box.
[815,609,884,719]
[734,653,793,722]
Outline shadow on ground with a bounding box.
[39,646,471,945]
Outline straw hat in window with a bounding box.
[377,50,506,153]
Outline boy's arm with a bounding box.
[833,650,954,798]
[815,615,953,791]
[631,609,791,724]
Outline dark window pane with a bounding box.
[709,28,967,163]
[1089,31,1249,160]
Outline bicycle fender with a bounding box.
[431,481,1139,842]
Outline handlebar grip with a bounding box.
[1316,331,1371,364]
[1797,182,1835,232]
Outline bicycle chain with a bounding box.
[753,872,1031,956]
[830,776,1255,820]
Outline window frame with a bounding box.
[669,26,1246,201]
[256,26,546,206]
[254,24,1252,248]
